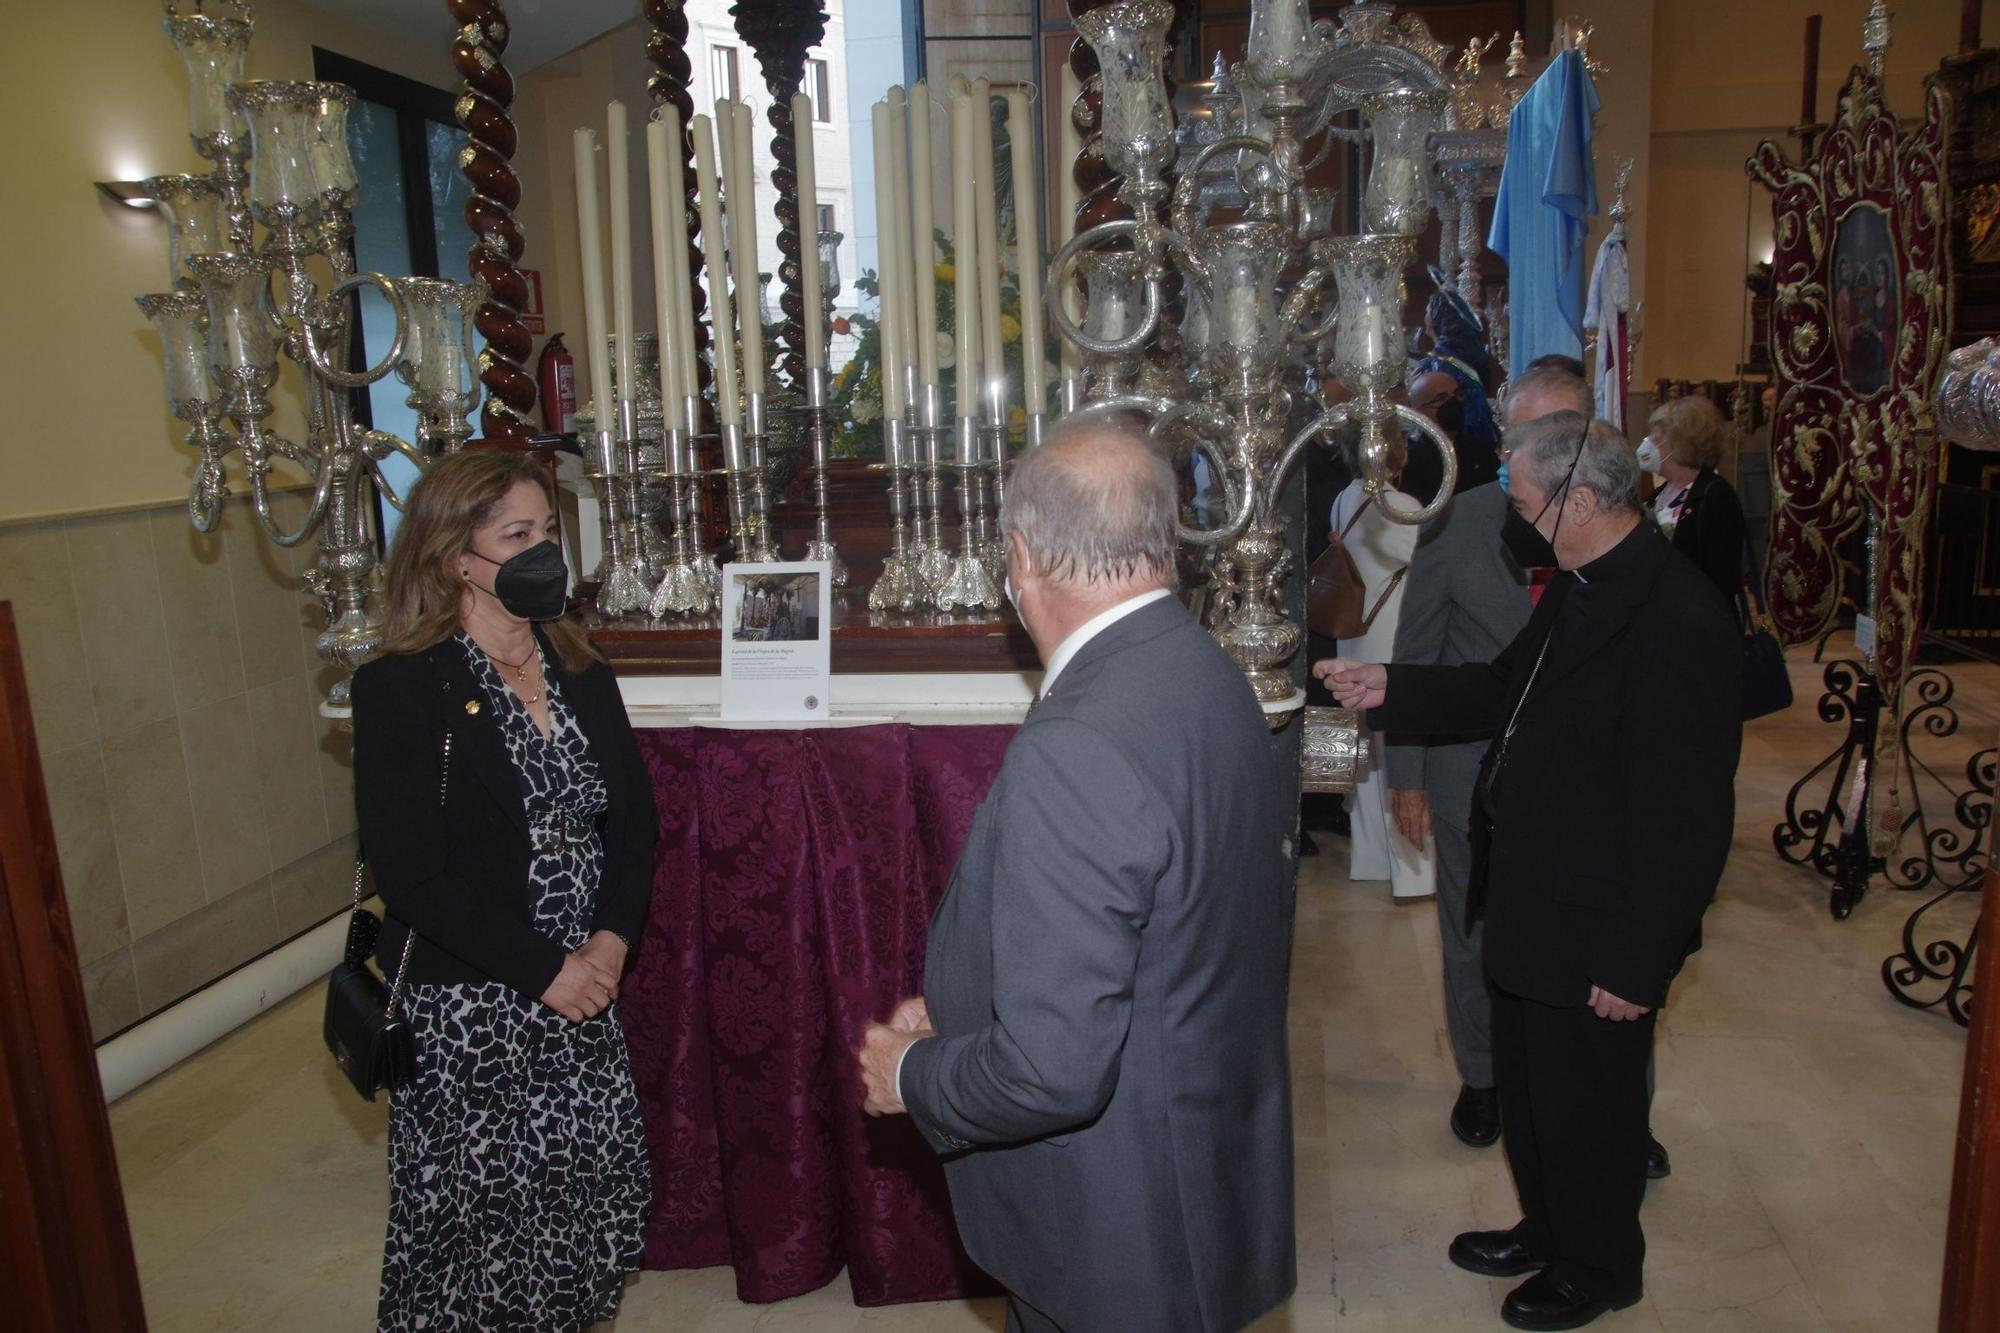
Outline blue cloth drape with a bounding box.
[1489,50,1601,382]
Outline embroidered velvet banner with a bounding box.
[618,723,1015,1306]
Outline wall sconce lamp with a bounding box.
[96,180,158,209]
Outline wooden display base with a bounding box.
[591,592,1038,677]
[583,460,1037,677]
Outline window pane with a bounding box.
[347,97,422,546]
[427,120,478,285]
[812,60,833,123]
[922,0,1033,38]
[711,46,740,101]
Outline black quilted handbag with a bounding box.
[322,866,415,1101]
[322,732,449,1100]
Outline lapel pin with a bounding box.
[464,699,482,716]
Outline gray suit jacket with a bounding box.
[1382,483,1532,830]
[900,597,1296,1332]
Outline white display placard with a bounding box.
[720,561,833,721]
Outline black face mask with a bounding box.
[470,539,568,621]
[1498,420,1589,571]
[1501,505,1558,569]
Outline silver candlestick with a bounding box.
[937,415,1002,612]
[869,416,922,612]
[742,391,781,562]
[801,368,846,584]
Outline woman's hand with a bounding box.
[541,951,620,1023]
[576,930,630,988]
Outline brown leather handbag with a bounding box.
[1306,496,1407,640]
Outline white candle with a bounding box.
[971,79,1005,421]
[648,116,680,412]
[1007,88,1046,421]
[1057,65,1082,388]
[909,81,938,390]
[651,107,699,436]
[572,127,615,466]
[730,100,766,401]
[870,99,906,432]
[791,92,824,371]
[886,88,916,404]
[691,114,740,429]
[606,100,636,437]
[951,90,979,431]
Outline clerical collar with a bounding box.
[1572,519,1651,587]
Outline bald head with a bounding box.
[1503,363,1591,428]
[1001,420,1177,591]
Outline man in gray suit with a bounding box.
[857,424,1296,1333]
[1385,364,1586,1147]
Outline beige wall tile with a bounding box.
[81,947,141,1041]
[41,740,129,965]
[149,510,245,711]
[101,717,205,937]
[318,697,357,841]
[0,523,98,752]
[271,832,359,938]
[65,512,175,734]
[223,501,307,689]
[130,876,279,1015]
[247,677,328,867]
[180,693,274,901]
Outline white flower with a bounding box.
[936,330,957,371]
[852,394,882,423]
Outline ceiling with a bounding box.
[294,0,642,75]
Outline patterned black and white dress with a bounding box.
[378,634,651,1332]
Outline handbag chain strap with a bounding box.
[370,729,453,1020]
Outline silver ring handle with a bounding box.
[1044,221,1163,360]
[302,272,407,389]
[1061,395,1255,548]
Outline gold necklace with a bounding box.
[485,643,544,706]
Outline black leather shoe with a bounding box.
[1645,1133,1671,1180]
[1450,1084,1501,1147]
[1449,1224,1545,1277]
[1501,1269,1641,1331]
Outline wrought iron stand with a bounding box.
[1773,658,1885,918]
[1877,669,1994,1024]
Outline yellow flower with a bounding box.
[1000,314,1022,342]
[1008,405,1027,430]
[935,263,956,282]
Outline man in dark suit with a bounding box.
[1319,412,1741,1330]
[857,424,1296,1333]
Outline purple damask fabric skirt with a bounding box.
[617,723,1014,1306]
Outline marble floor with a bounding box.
[109,639,1988,1331]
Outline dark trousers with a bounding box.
[1491,986,1654,1300]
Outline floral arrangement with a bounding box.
[827,230,1059,458]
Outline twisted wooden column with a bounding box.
[734,1,828,393]
[449,0,535,438]
[644,0,712,405]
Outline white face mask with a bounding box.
[1635,436,1663,474]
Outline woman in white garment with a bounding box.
[1328,448,1436,901]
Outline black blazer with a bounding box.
[1672,468,1747,619]
[1372,524,1742,1010]
[350,631,659,1001]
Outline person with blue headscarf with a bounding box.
[1406,281,1503,499]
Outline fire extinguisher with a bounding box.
[538,333,578,434]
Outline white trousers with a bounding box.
[1347,727,1437,899]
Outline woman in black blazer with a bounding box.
[352,449,658,1332]
[1643,395,1747,623]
